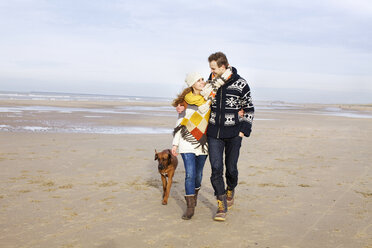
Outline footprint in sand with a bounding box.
[298,184,311,187]
[258,183,286,187]
[18,189,31,193]
[355,190,372,198]
[59,184,73,189]
[97,181,118,187]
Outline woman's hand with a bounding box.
[176,104,185,114]
[171,145,178,156]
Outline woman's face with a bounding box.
[192,78,205,91]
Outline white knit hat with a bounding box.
[185,72,203,87]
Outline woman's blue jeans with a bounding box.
[181,153,207,195]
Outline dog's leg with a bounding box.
[163,172,174,205]
[161,175,168,205]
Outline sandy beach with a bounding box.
[0,99,371,248]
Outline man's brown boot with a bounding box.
[214,195,227,221]
[182,195,196,220]
[226,188,235,210]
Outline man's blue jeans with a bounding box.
[208,135,242,196]
[181,153,208,195]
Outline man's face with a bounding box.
[209,60,226,77]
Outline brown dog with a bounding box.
[154,149,178,205]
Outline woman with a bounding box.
[171,69,233,220]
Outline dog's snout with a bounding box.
[158,164,165,170]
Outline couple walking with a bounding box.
[171,52,255,221]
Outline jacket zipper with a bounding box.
[217,86,223,138]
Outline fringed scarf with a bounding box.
[173,92,211,153]
[201,66,233,101]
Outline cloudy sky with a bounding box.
[0,0,371,103]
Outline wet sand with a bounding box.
[0,100,371,248]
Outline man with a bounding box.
[206,52,254,221]
[177,52,254,221]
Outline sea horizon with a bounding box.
[0,90,172,103]
[1,90,372,135]
[1,90,371,106]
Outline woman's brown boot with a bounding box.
[194,188,200,206]
[182,195,196,220]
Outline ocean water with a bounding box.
[0,91,175,134]
[0,124,172,134]
[0,105,174,116]
[0,91,171,102]
[0,91,371,134]
[254,101,372,119]
[315,107,372,119]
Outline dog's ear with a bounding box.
[154,149,158,161]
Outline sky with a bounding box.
[0,0,371,103]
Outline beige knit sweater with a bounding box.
[172,104,208,156]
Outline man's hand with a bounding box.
[176,104,185,114]
[238,109,244,117]
[239,132,244,138]
[171,145,178,156]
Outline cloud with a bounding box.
[0,0,371,103]
[329,0,372,16]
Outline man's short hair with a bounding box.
[208,52,229,68]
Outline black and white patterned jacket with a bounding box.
[207,67,254,139]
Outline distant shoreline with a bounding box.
[1,97,371,135]
[0,91,172,103]
[1,90,371,105]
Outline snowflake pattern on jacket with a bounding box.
[207,67,254,139]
